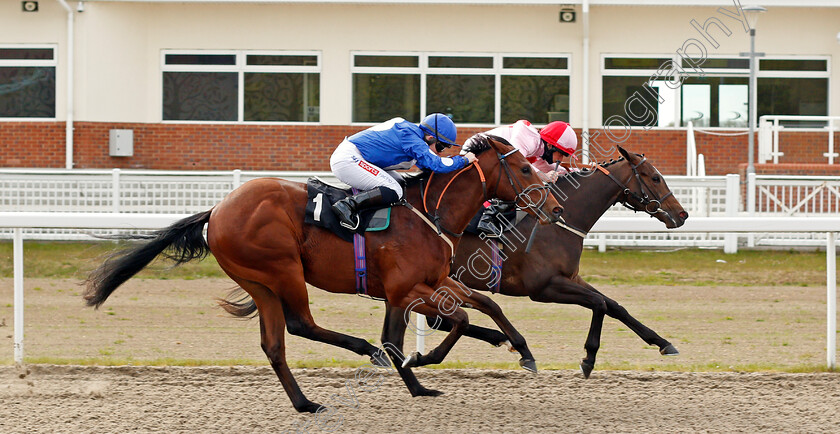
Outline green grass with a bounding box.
[1,241,831,287]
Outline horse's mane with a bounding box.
[401,134,514,188]
[462,134,511,156]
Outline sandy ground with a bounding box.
[1,365,839,433]
[0,278,839,432]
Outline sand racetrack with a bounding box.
[2,365,839,433]
[1,277,839,432]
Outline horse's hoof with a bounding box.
[370,352,392,368]
[401,352,420,369]
[660,344,679,356]
[414,387,444,397]
[580,360,594,379]
[296,401,323,414]
[519,358,538,373]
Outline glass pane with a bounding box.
[246,55,318,66]
[503,57,567,69]
[0,48,54,60]
[649,81,678,127]
[165,54,236,66]
[680,76,748,127]
[162,72,237,121]
[758,77,828,126]
[604,58,670,70]
[760,59,827,72]
[354,56,418,68]
[501,75,569,124]
[602,76,660,127]
[245,73,319,122]
[352,73,420,123]
[682,58,747,69]
[426,74,494,124]
[0,67,56,117]
[718,84,748,128]
[682,84,711,127]
[428,56,493,69]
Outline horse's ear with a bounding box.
[617,145,632,161]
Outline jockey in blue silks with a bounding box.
[329,113,477,229]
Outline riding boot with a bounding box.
[332,187,399,230]
[476,207,502,238]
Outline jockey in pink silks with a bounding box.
[463,120,578,236]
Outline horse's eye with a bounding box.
[652,175,661,183]
[521,166,531,175]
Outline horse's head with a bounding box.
[463,134,563,223]
[614,146,688,228]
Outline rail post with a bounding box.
[416,313,426,354]
[13,228,24,365]
[828,232,837,370]
[724,174,739,253]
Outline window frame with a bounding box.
[600,53,831,129]
[350,51,571,126]
[160,49,321,124]
[0,44,58,121]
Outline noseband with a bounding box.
[596,158,673,216]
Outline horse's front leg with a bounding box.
[394,282,470,369]
[434,276,538,372]
[573,275,678,356]
[530,275,608,379]
[380,302,443,397]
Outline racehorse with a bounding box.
[385,145,688,388]
[83,135,563,413]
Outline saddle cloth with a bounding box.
[304,177,391,243]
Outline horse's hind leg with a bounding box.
[233,278,321,413]
[530,275,609,379]
[271,268,385,364]
[574,276,678,356]
[380,303,443,397]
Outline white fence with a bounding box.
[1,213,836,370]
[758,115,840,165]
[3,168,838,250]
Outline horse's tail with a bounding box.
[83,210,213,308]
[217,287,258,318]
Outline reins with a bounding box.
[595,159,671,216]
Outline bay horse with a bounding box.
[83,135,562,413]
[386,145,688,389]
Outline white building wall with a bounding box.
[3,1,839,125]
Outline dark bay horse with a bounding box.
[388,146,688,386]
[83,135,562,412]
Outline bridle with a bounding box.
[595,157,673,216]
[419,145,550,238]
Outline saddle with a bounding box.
[304,177,392,242]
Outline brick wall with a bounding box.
[1,121,837,175]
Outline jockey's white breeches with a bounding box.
[329,138,406,198]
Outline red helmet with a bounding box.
[539,121,578,160]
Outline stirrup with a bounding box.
[339,214,361,231]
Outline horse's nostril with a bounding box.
[679,211,689,220]
[553,206,563,216]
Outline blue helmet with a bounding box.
[419,113,457,147]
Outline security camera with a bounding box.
[22,1,38,12]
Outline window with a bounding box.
[602,55,829,128]
[0,46,56,118]
[351,52,570,125]
[162,51,320,122]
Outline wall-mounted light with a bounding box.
[22,1,39,12]
[559,8,576,23]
